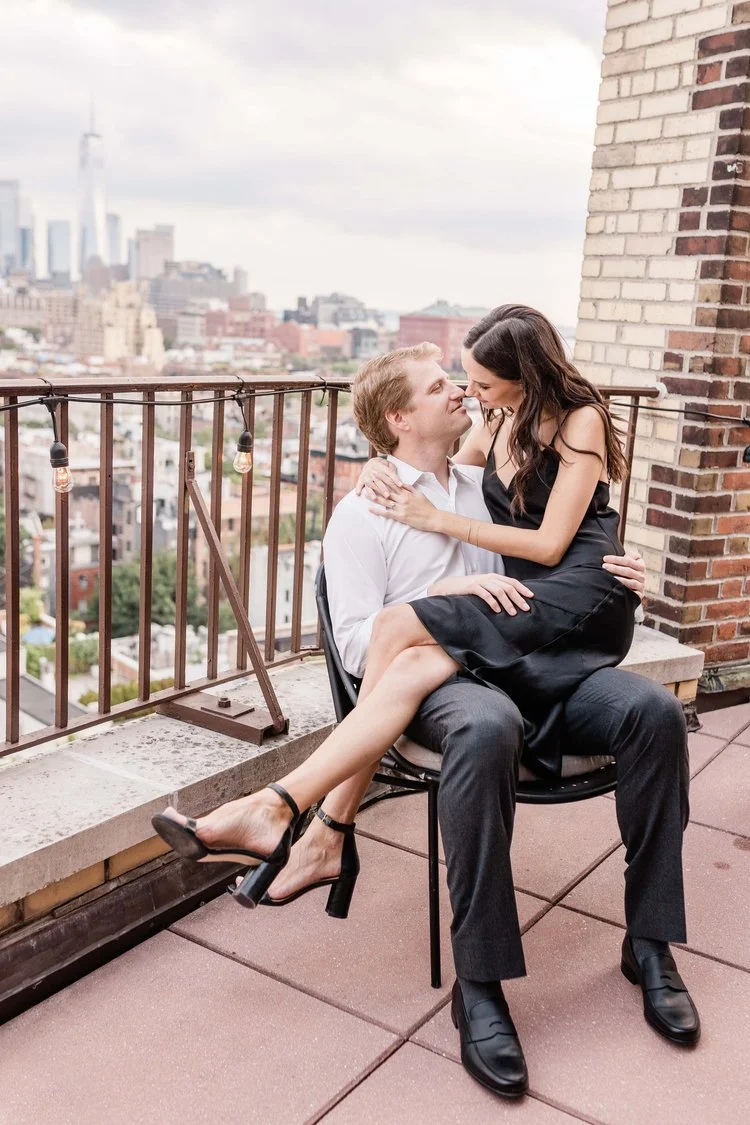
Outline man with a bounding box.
[287,344,698,1098]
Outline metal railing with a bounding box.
[0,373,658,759]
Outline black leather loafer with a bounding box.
[621,936,700,1046]
[450,981,528,1098]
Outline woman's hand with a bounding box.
[370,485,441,532]
[355,458,404,503]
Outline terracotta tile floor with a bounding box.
[1,720,748,1124]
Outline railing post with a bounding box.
[236,393,255,670]
[138,392,155,701]
[3,399,20,744]
[98,393,114,713]
[264,393,284,663]
[174,391,193,689]
[54,398,70,730]
[206,390,225,680]
[291,391,312,653]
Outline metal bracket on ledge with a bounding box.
[158,691,285,745]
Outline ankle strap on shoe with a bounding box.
[267,782,301,821]
[316,807,355,834]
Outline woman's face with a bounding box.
[461,347,523,412]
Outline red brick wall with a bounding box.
[644,7,750,665]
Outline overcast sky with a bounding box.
[1,0,607,322]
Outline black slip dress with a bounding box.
[409,428,639,777]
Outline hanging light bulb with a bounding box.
[50,440,73,494]
[233,429,253,474]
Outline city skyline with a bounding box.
[1,0,607,320]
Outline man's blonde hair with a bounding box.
[353,342,442,454]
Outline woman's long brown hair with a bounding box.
[464,304,627,514]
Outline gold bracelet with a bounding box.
[466,520,474,545]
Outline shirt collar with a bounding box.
[387,454,477,488]
[386,455,425,485]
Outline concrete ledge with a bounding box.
[0,659,334,909]
[0,629,704,917]
[620,624,704,685]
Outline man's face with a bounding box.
[395,358,471,445]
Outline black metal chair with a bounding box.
[315,565,618,989]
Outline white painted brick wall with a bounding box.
[630,185,682,209]
[653,0,700,18]
[639,89,692,118]
[657,159,710,183]
[624,18,675,49]
[634,140,684,164]
[655,66,681,90]
[615,118,663,142]
[611,165,658,187]
[645,40,699,67]
[648,258,698,279]
[663,110,718,137]
[606,2,651,32]
[621,281,668,300]
[602,258,648,277]
[675,6,728,35]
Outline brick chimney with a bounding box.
[576,0,750,685]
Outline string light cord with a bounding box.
[608,400,750,427]
[0,382,337,414]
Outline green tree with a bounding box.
[90,550,208,638]
[19,587,44,623]
[78,675,175,708]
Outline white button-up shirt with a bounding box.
[323,455,504,677]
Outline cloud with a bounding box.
[0,0,608,320]
[68,0,607,57]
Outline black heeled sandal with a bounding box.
[230,806,360,919]
[151,783,301,900]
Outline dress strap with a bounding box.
[487,415,505,457]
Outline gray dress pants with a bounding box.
[405,667,690,982]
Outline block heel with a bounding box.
[326,872,358,919]
[232,856,285,909]
[254,806,360,916]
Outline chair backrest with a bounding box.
[315,565,360,722]
[315,564,618,804]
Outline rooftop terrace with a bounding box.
[0,679,747,1124]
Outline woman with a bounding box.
[152,304,639,911]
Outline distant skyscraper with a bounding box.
[233,266,248,295]
[106,213,121,266]
[135,224,174,279]
[19,197,35,276]
[48,220,72,282]
[0,179,20,274]
[78,109,107,272]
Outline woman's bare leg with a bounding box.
[266,605,439,897]
[162,638,458,858]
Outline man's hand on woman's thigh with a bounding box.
[427,574,534,615]
[602,551,646,599]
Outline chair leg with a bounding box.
[427,781,441,989]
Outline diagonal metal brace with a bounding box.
[158,451,289,743]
